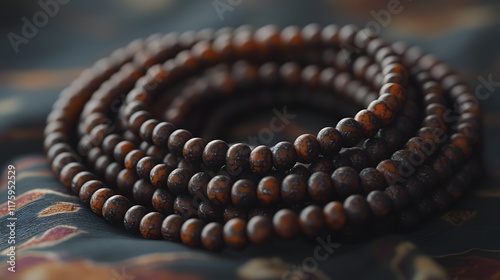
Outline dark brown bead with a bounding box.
[273,209,299,239]
[377,159,403,186]
[307,171,334,204]
[359,167,386,194]
[231,179,257,208]
[167,168,192,194]
[140,212,164,239]
[331,167,360,198]
[431,155,453,182]
[136,156,158,180]
[355,109,381,138]
[293,134,321,163]
[71,171,97,195]
[132,179,156,206]
[152,122,176,147]
[104,162,121,185]
[391,149,415,178]
[247,215,273,246]
[363,137,389,163]
[368,99,394,126]
[287,164,311,181]
[344,194,370,225]
[139,119,159,142]
[90,188,116,215]
[94,155,112,178]
[174,194,197,219]
[183,137,207,164]
[441,144,464,167]
[401,177,424,201]
[168,129,192,155]
[51,152,78,176]
[161,214,184,242]
[201,222,225,251]
[124,149,145,170]
[124,205,148,234]
[102,195,131,225]
[271,141,297,171]
[102,134,121,156]
[203,140,229,170]
[308,157,334,174]
[344,147,371,172]
[281,174,306,204]
[188,172,210,198]
[378,127,403,152]
[223,205,247,222]
[223,218,247,250]
[299,205,325,237]
[180,218,204,247]
[207,175,232,206]
[316,127,343,157]
[249,145,272,174]
[405,137,429,164]
[384,185,409,210]
[148,145,167,162]
[79,180,105,206]
[257,176,281,206]
[47,143,72,162]
[116,168,138,196]
[113,141,136,163]
[367,190,392,218]
[149,163,172,188]
[226,143,251,175]
[152,188,175,215]
[198,201,223,223]
[336,118,363,148]
[59,162,86,189]
[323,201,346,230]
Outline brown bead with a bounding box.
[188,172,210,198]
[51,152,78,176]
[307,171,334,204]
[124,149,145,170]
[180,218,204,247]
[367,190,392,218]
[415,165,438,192]
[59,162,86,189]
[124,205,149,234]
[90,188,116,215]
[136,156,158,180]
[359,167,386,194]
[273,209,299,239]
[299,205,325,237]
[207,175,232,206]
[336,118,363,148]
[344,194,370,225]
[281,174,306,204]
[161,214,184,242]
[104,162,121,185]
[247,216,273,246]
[286,164,310,181]
[384,185,409,210]
[231,179,257,209]
[116,168,138,196]
[344,147,371,172]
[376,159,403,186]
[198,201,223,223]
[47,143,72,162]
[203,140,229,170]
[323,201,346,231]
[168,129,192,155]
[308,157,334,174]
[223,218,247,250]
[71,171,97,195]
[368,99,394,126]
[271,141,297,171]
[354,109,381,138]
[331,167,360,198]
[149,163,172,188]
[183,137,207,164]
[378,127,403,152]
[201,222,225,251]
[102,134,121,157]
[132,179,155,205]
[391,150,415,178]
[317,127,343,157]
[152,188,175,215]
[102,195,131,225]
[174,194,197,219]
[167,168,192,194]
[79,180,105,206]
[431,155,453,183]
[223,205,247,222]
[363,137,389,163]
[293,134,321,163]
[140,212,164,239]
[249,145,272,174]
[226,143,251,175]
[257,176,281,206]
[113,141,136,163]
[152,122,176,147]
[139,119,159,142]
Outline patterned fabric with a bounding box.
[1,1,500,279]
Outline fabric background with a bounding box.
[1,1,499,279]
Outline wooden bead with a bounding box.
[363,137,389,163]
[124,205,148,234]
[116,168,138,195]
[271,141,297,171]
[247,216,273,246]
[152,122,176,147]
[140,212,164,239]
[161,214,184,242]
[273,209,299,239]
[183,137,207,163]
[359,167,386,194]
[249,145,273,174]
[180,218,204,247]
[281,174,306,204]
[336,118,363,148]
[168,129,192,155]
[231,179,257,208]
[188,172,210,198]
[355,109,381,138]
[59,162,86,189]
[368,99,394,126]
[152,188,175,215]
[174,194,197,219]
[167,168,192,194]
[71,171,97,195]
[223,218,247,250]
[149,163,172,188]
[201,222,225,251]
[79,180,105,206]
[323,201,346,231]
[307,171,334,204]
[139,119,159,142]
[317,127,343,157]
[294,134,321,163]
[257,176,281,206]
[384,185,409,210]
[344,194,370,225]
[136,156,158,180]
[367,190,392,218]
[203,140,229,170]
[198,201,223,223]
[299,205,325,237]
[226,143,251,175]
[113,141,136,163]
[102,195,131,225]
[90,188,115,215]
[207,175,232,206]
[377,159,403,186]
[331,167,360,198]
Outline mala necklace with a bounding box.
[44,24,482,251]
